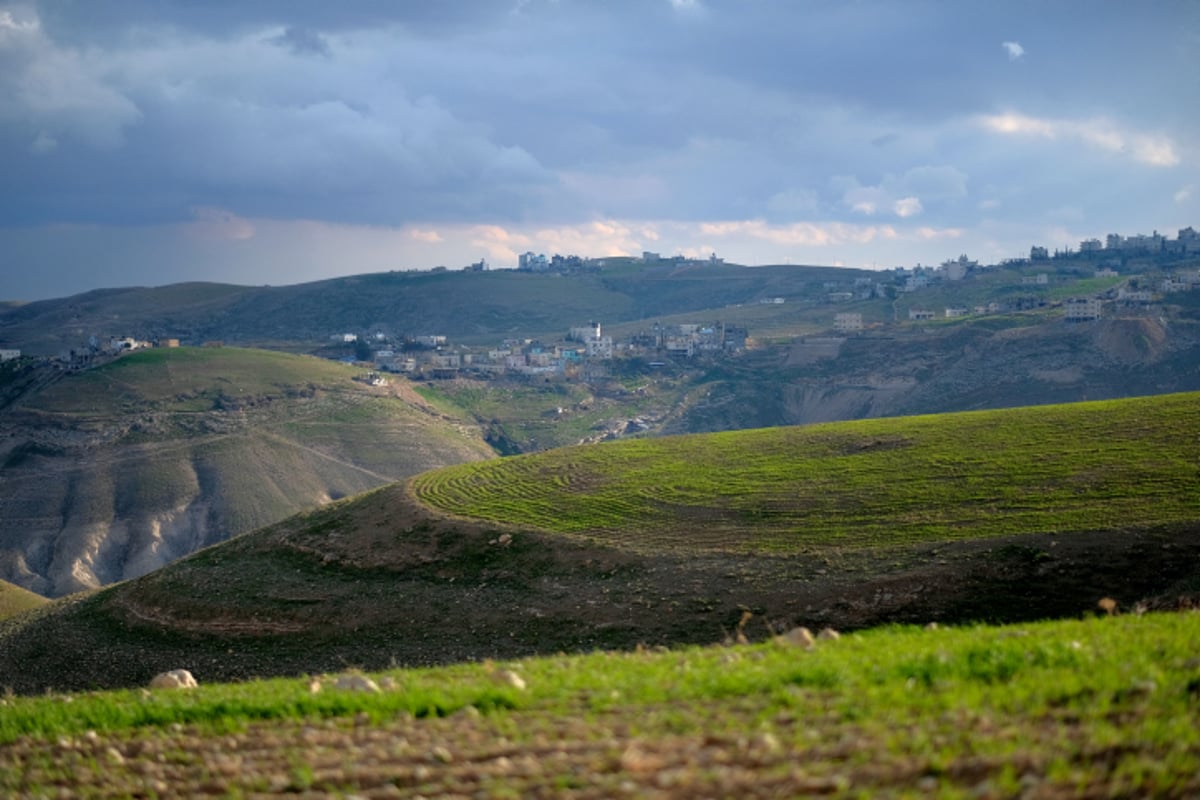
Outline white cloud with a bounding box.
[409,228,444,244]
[1131,136,1181,167]
[914,226,964,241]
[468,224,533,263]
[893,197,923,217]
[1001,41,1025,61]
[1175,185,1195,204]
[978,112,1181,167]
[0,9,38,33]
[697,219,900,247]
[530,220,647,259]
[834,168,961,219]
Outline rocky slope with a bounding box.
[0,348,494,597]
[663,315,1200,434]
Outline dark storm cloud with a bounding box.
[269,26,331,58]
[1,0,1197,300]
[34,0,508,41]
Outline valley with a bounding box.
[1,253,1199,601]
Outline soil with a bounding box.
[4,695,1179,799]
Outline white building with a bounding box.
[1117,288,1154,304]
[1161,278,1192,293]
[939,255,976,280]
[0,349,20,361]
[908,309,935,321]
[833,312,863,332]
[1064,298,1102,321]
[570,322,602,342]
[585,336,614,359]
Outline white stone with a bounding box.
[775,627,814,648]
[148,669,198,690]
[333,674,381,693]
[491,669,527,691]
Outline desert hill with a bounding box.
[1,392,1197,695]
[0,346,494,597]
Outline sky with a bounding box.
[1,0,1198,301]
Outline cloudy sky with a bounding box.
[1,0,1197,301]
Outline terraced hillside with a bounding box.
[1,392,1197,695]
[412,392,1200,552]
[0,347,494,597]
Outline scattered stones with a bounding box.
[1098,597,1118,615]
[775,626,815,649]
[148,669,198,690]
[307,677,322,694]
[620,742,665,773]
[491,669,527,691]
[816,627,840,641]
[333,674,381,693]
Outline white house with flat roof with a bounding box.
[833,312,863,332]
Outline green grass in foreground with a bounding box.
[2,613,1197,796]
[412,392,1200,553]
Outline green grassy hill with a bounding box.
[1,392,1197,695]
[0,578,46,621]
[412,392,1200,552]
[0,346,494,597]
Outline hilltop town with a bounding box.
[311,224,1200,383]
[3,224,1198,391]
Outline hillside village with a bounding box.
[7,224,1200,385]
[324,224,1200,381]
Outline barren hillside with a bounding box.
[0,347,494,597]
